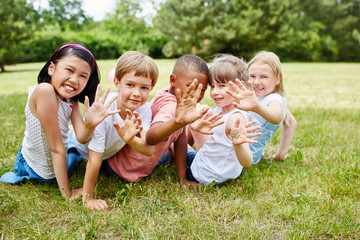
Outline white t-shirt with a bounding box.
[190,107,251,186]
[73,92,152,160]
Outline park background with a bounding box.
[1,0,359,239]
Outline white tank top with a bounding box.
[190,107,250,186]
[21,86,72,179]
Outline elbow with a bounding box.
[76,135,91,144]
[143,146,155,156]
[242,161,253,168]
[145,134,159,146]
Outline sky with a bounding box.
[82,0,116,21]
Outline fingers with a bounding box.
[193,82,203,102]
[100,87,111,104]
[234,117,241,129]
[113,121,120,131]
[94,84,101,103]
[86,199,109,211]
[199,105,210,118]
[125,109,133,120]
[182,78,198,99]
[248,81,254,91]
[244,120,258,128]
[175,88,182,104]
[84,96,89,109]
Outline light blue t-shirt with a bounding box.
[249,93,286,164]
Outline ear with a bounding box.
[169,74,176,86]
[48,61,55,76]
[114,77,121,89]
[275,75,281,86]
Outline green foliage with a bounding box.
[154,0,360,61]
[39,0,92,31]
[0,0,36,71]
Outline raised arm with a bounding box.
[227,114,262,168]
[273,110,297,160]
[71,85,121,144]
[146,79,209,145]
[227,80,283,125]
[113,109,155,156]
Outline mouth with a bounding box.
[252,86,263,92]
[63,84,76,91]
[129,99,141,104]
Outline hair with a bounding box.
[37,43,100,105]
[172,54,209,78]
[115,51,158,87]
[248,51,285,96]
[209,54,249,86]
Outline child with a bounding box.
[106,55,211,187]
[227,51,297,163]
[186,54,261,186]
[72,51,158,210]
[0,43,118,199]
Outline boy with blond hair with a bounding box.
[73,51,158,210]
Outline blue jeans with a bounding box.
[0,145,83,184]
[186,148,198,183]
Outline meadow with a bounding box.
[0,60,359,239]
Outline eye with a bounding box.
[126,83,134,87]
[141,86,149,90]
[220,84,226,88]
[66,68,73,73]
[80,74,88,79]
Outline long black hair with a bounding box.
[37,43,100,105]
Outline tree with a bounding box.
[0,0,35,72]
[154,0,359,61]
[40,0,91,31]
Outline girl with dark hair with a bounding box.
[0,43,120,199]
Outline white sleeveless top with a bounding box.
[21,86,72,179]
[190,107,250,186]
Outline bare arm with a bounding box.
[71,85,120,144]
[146,79,209,145]
[227,80,283,125]
[174,130,198,187]
[273,110,297,160]
[30,84,71,198]
[82,150,109,210]
[226,114,262,168]
[113,109,155,156]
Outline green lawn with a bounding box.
[0,60,359,239]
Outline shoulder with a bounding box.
[31,83,57,104]
[261,93,284,104]
[34,83,56,94]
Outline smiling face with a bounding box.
[170,70,208,102]
[48,54,91,100]
[248,63,280,98]
[115,70,153,112]
[210,81,235,113]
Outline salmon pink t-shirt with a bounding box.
[107,87,183,182]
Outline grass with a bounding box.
[0,60,359,239]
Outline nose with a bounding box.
[132,87,141,97]
[252,77,260,85]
